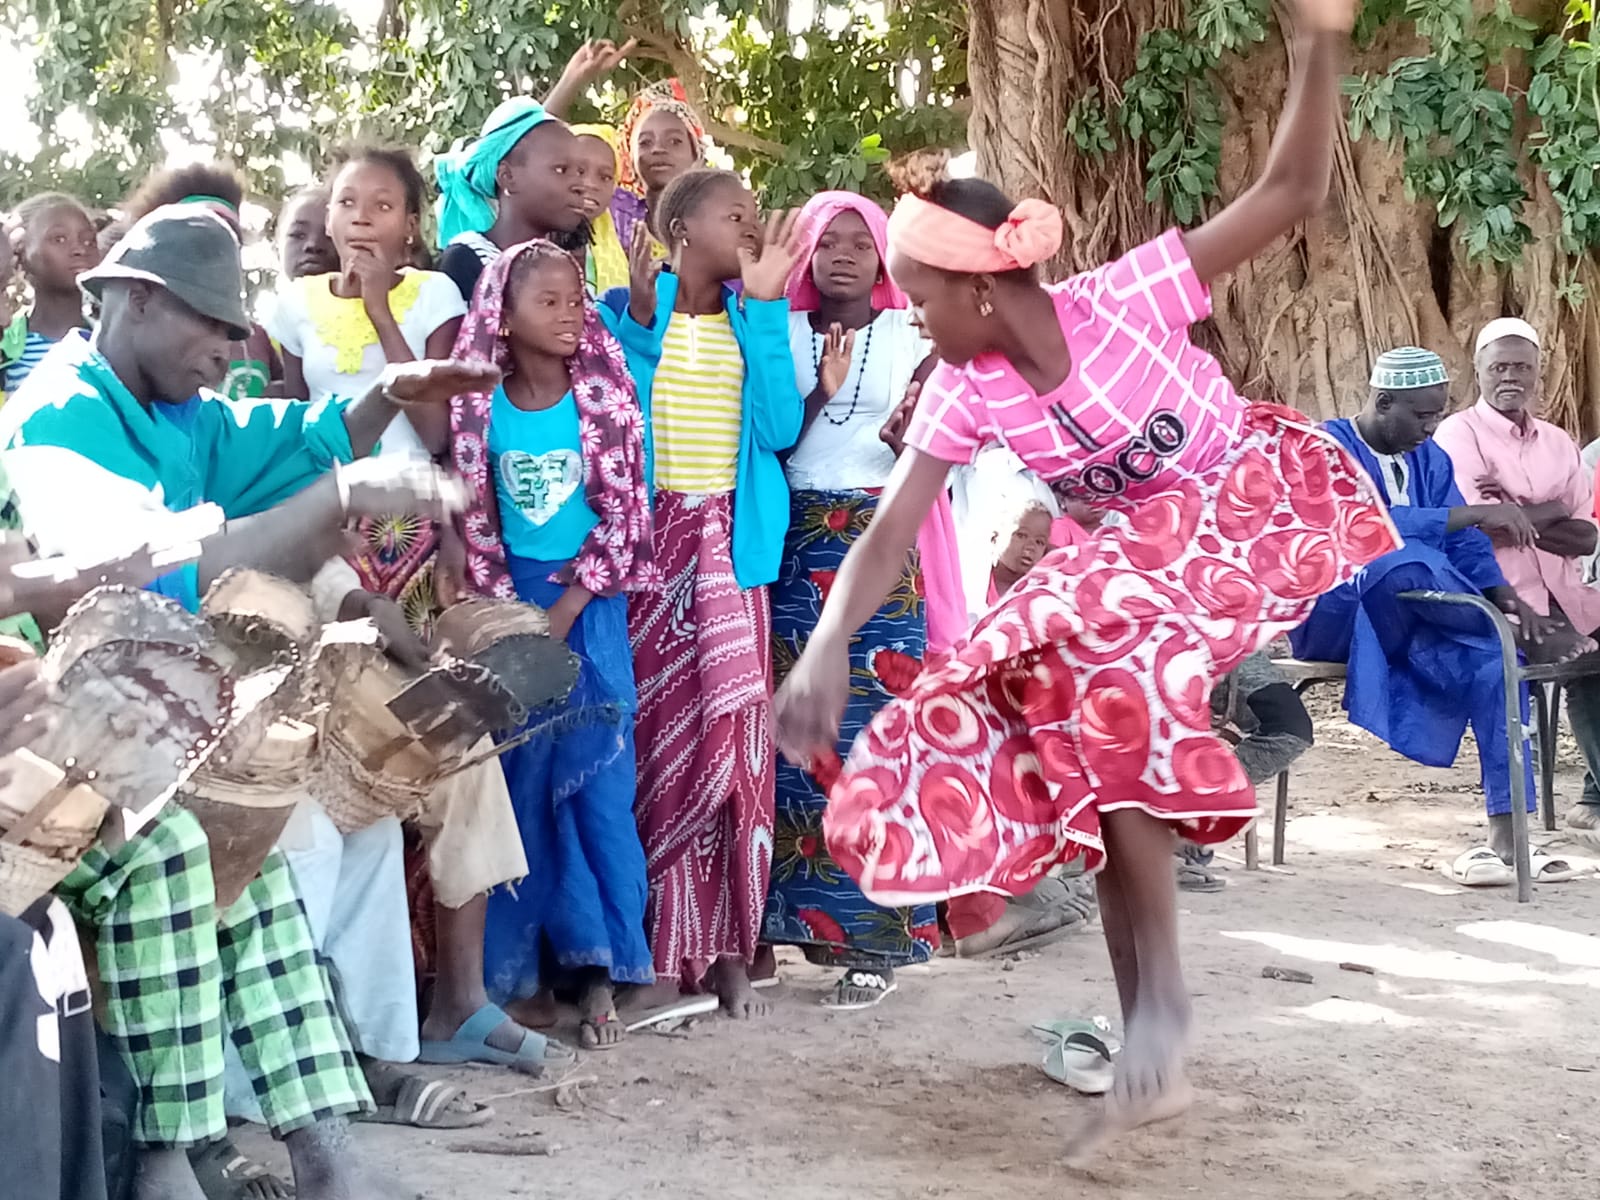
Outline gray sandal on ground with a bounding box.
[954,897,1088,959]
[820,969,898,1010]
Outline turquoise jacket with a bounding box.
[0,330,355,610]
[609,274,802,589]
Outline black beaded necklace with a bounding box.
[811,318,875,426]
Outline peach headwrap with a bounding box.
[886,192,1063,273]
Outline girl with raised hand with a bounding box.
[2,193,99,395]
[613,168,803,1020]
[775,0,1393,1159]
[441,240,655,1050]
[434,100,591,304]
[266,144,468,613]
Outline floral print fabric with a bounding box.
[824,406,1401,904]
[763,489,939,968]
[447,240,656,600]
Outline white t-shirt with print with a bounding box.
[785,308,932,491]
[266,267,467,456]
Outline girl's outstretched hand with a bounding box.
[1295,0,1357,33]
[774,637,851,769]
[739,209,803,302]
[817,323,856,399]
[879,381,921,456]
[627,222,667,327]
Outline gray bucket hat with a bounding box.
[79,205,252,341]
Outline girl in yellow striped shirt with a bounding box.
[609,170,805,1021]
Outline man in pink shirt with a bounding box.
[1433,317,1600,855]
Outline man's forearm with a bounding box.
[1535,519,1598,558]
[198,476,347,587]
[341,380,401,459]
[1521,501,1572,531]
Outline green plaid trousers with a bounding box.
[56,806,372,1147]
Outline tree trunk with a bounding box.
[965,0,1600,438]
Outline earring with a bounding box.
[979,300,994,317]
[498,324,509,338]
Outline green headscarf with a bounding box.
[434,97,558,246]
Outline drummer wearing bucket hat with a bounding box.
[1,204,491,600]
[0,204,496,1200]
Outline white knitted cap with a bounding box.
[1475,317,1540,356]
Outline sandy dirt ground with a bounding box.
[240,709,1600,1199]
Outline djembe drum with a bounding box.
[179,570,321,908]
[1,586,282,913]
[308,599,579,834]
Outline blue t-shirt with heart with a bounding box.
[489,385,598,562]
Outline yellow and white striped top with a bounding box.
[652,312,745,493]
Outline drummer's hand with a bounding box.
[378,360,501,411]
[774,636,850,768]
[341,590,433,671]
[0,532,173,628]
[339,458,468,522]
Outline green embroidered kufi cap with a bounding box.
[1370,346,1449,391]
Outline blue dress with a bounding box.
[481,387,653,997]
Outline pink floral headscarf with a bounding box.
[784,192,909,313]
[448,241,657,600]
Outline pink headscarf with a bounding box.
[781,193,969,654]
[785,192,909,313]
[887,192,1062,273]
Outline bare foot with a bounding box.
[579,972,625,1049]
[750,943,778,982]
[287,1118,418,1200]
[502,990,560,1031]
[134,1149,207,1200]
[709,957,770,1020]
[1521,625,1593,665]
[1063,997,1194,1167]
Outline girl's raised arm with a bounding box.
[1182,0,1354,285]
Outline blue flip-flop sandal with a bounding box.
[416,1004,578,1076]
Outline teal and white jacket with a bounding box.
[0,330,356,610]
[606,274,803,589]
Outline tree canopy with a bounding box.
[0,0,967,210]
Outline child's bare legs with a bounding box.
[1067,808,1195,1165]
[1094,849,1139,1023]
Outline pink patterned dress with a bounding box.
[823,230,1400,904]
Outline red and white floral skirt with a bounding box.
[822,404,1399,905]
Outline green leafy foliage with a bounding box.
[1117,1,1267,226]
[1526,0,1600,278]
[0,0,965,213]
[1344,0,1558,266]
[1064,90,1116,160]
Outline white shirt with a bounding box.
[785,309,932,491]
[1351,419,1411,508]
[266,268,467,457]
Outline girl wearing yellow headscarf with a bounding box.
[570,124,631,293]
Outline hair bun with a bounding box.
[886,150,951,199]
